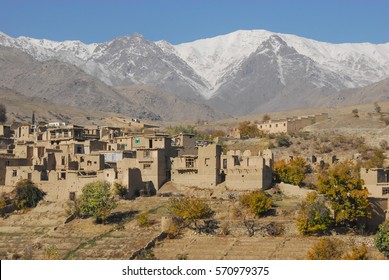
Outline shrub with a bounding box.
[238,121,261,138]
[13,179,45,209]
[342,243,369,260]
[65,198,82,218]
[375,220,389,258]
[307,238,369,260]
[44,245,60,260]
[113,182,128,199]
[137,212,150,227]
[79,180,117,224]
[297,192,332,235]
[276,134,292,147]
[307,238,344,260]
[239,191,273,217]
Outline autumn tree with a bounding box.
[273,157,307,186]
[168,197,214,229]
[318,161,371,226]
[239,190,273,217]
[238,121,261,138]
[79,180,117,224]
[0,103,6,123]
[296,192,332,235]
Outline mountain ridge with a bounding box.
[1,30,389,115]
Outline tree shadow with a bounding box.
[105,210,139,224]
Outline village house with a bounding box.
[257,113,328,134]
[1,121,275,201]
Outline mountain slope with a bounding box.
[1,30,389,116]
[322,77,389,107]
[115,85,229,121]
[0,46,160,119]
[0,46,226,121]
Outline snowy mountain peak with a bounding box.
[1,30,389,114]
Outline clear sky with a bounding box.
[0,0,388,45]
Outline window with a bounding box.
[80,156,84,162]
[69,192,76,201]
[87,160,92,166]
[135,137,141,144]
[12,170,17,177]
[61,156,65,165]
[383,187,389,195]
[223,159,227,169]
[143,163,151,169]
[185,158,195,168]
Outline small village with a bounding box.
[0,109,388,260]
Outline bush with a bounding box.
[307,238,369,260]
[375,220,389,258]
[239,191,273,217]
[137,212,150,227]
[296,192,332,235]
[13,179,45,209]
[307,238,344,260]
[113,182,128,199]
[79,180,117,224]
[276,134,292,147]
[65,198,82,218]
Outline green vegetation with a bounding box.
[273,157,307,186]
[318,161,371,226]
[79,180,117,224]
[137,212,151,227]
[239,191,273,217]
[13,179,45,209]
[168,197,214,228]
[275,134,292,147]
[296,192,332,235]
[113,182,128,199]
[375,220,389,258]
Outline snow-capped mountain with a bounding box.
[1,30,389,115]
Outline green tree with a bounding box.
[168,197,214,228]
[296,192,332,235]
[239,190,273,217]
[13,179,45,209]
[273,157,307,186]
[318,161,371,226]
[79,180,117,224]
[375,220,389,258]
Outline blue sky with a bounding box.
[0,0,388,44]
